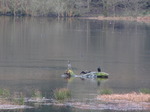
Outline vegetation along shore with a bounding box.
[98,92,150,102]
[87,16,150,23]
[97,88,150,102]
[0,0,149,18]
[0,88,149,110]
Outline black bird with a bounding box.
[97,67,101,72]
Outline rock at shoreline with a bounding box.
[0,104,32,110]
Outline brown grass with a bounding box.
[0,99,13,105]
[97,92,150,102]
[87,16,150,23]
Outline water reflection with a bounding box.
[64,77,108,99]
[0,17,150,112]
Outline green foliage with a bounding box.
[54,88,71,102]
[0,88,25,105]
[17,96,24,105]
[0,88,4,96]
[0,88,10,98]
[99,88,113,95]
[13,92,25,105]
[139,88,150,94]
[32,90,43,99]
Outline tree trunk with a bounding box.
[102,0,108,17]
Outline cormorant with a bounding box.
[97,67,101,72]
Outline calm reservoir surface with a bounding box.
[0,17,150,112]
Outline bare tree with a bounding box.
[51,0,67,17]
[8,0,19,16]
[0,0,10,14]
[0,0,149,17]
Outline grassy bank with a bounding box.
[97,88,150,102]
[0,88,25,106]
[54,88,71,102]
[96,91,150,110]
[98,92,150,102]
[87,16,150,23]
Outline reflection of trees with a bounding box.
[143,24,150,52]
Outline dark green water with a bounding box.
[0,17,149,112]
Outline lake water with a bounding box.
[0,17,150,112]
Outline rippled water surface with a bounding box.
[0,17,150,112]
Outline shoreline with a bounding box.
[0,15,150,23]
[49,92,150,111]
[0,92,149,110]
[97,92,150,110]
[0,99,32,110]
[97,92,150,102]
[86,16,150,23]
[0,104,32,110]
